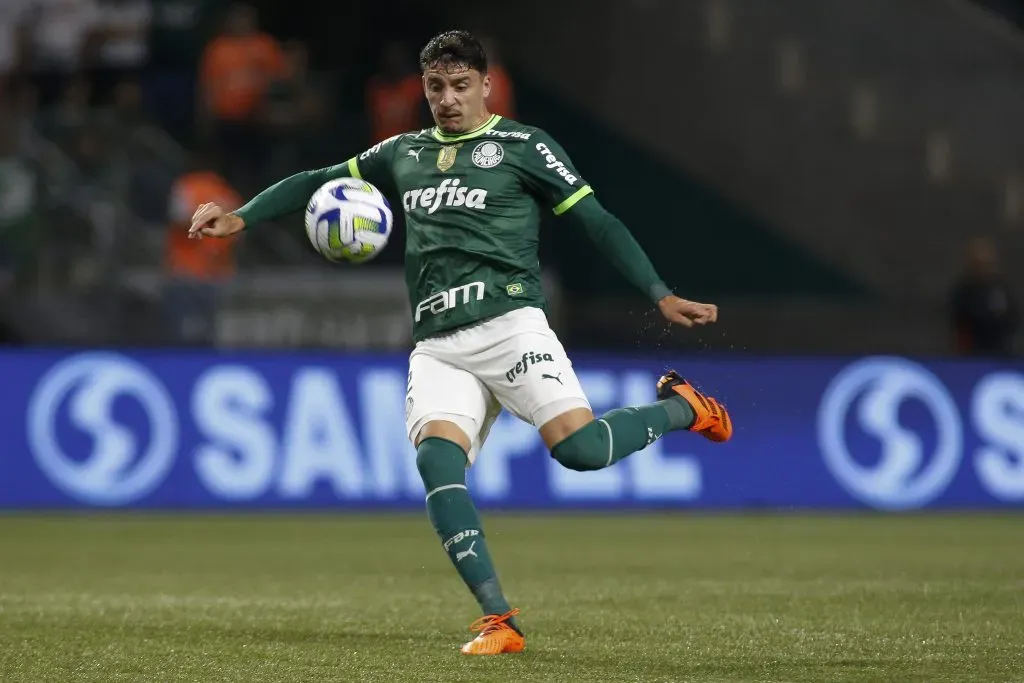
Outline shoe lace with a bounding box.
[469,608,521,636]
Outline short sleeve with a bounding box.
[519,131,594,216]
[346,134,402,190]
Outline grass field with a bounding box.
[0,514,1021,682]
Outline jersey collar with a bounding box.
[432,114,502,142]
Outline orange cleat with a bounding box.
[657,370,733,442]
[460,609,525,655]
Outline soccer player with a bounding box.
[189,30,733,655]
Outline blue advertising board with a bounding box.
[1,350,1022,510]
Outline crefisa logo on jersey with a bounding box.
[359,133,401,160]
[817,357,962,510]
[403,179,488,214]
[485,129,531,140]
[472,142,504,169]
[27,353,179,505]
[534,143,578,185]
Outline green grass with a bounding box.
[0,514,1021,682]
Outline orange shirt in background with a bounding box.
[366,74,423,142]
[200,34,286,121]
[486,64,516,119]
[166,171,242,280]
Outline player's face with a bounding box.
[423,66,491,133]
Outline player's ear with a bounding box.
[481,73,492,98]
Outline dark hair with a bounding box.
[419,30,488,74]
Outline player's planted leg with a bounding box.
[415,435,525,655]
[550,370,731,471]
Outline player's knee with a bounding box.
[416,436,469,489]
[550,421,609,472]
[416,419,473,453]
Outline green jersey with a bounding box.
[234,114,670,343]
[347,115,594,340]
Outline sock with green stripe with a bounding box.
[416,436,521,633]
[551,397,695,471]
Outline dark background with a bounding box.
[0,0,1020,356]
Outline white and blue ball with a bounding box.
[304,178,393,263]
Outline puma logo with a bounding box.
[542,372,563,385]
[408,148,423,162]
[456,541,478,563]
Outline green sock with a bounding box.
[551,397,695,471]
[416,437,521,633]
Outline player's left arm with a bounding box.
[521,132,717,327]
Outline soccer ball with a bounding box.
[304,178,393,263]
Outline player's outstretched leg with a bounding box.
[550,370,732,471]
[416,436,525,655]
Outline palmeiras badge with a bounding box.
[471,141,504,168]
[437,144,461,172]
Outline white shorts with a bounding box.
[405,306,591,463]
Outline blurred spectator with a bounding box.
[41,72,98,145]
[366,41,423,143]
[0,117,42,294]
[949,237,1019,356]
[4,79,42,154]
[70,124,127,196]
[103,78,151,145]
[110,77,147,124]
[148,0,221,137]
[198,3,285,191]
[163,151,241,345]
[262,41,317,128]
[104,78,182,219]
[150,0,219,69]
[263,40,331,175]
[479,35,516,119]
[23,0,102,101]
[0,0,33,88]
[93,0,152,91]
[43,72,92,137]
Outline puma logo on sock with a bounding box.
[456,541,478,562]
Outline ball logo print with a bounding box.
[27,353,178,505]
[817,357,963,510]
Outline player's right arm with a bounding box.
[189,135,401,239]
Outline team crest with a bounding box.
[472,141,504,169]
[437,144,461,172]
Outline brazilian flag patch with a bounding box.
[506,283,524,296]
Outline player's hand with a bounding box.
[657,295,718,328]
[188,203,245,239]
